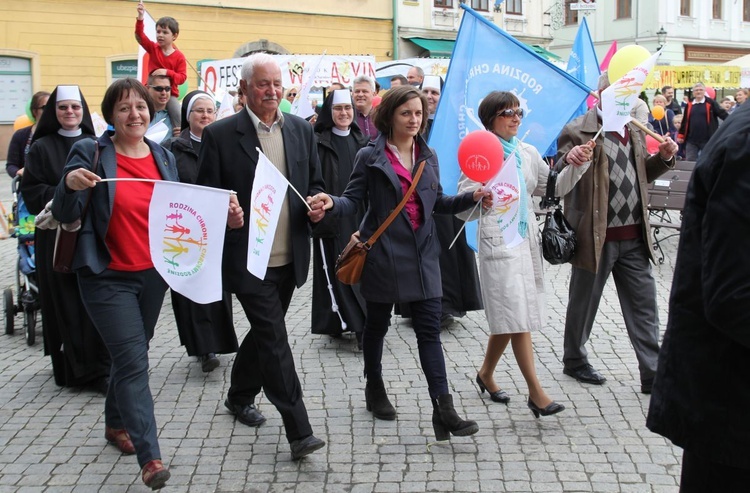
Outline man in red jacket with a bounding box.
[677,82,728,161]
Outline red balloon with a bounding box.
[645,135,660,155]
[457,130,504,183]
[705,86,716,99]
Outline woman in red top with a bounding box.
[52,78,179,490]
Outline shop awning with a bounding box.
[406,37,562,63]
[406,37,456,58]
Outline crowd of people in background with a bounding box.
[5,1,750,489]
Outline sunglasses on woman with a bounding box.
[497,108,524,118]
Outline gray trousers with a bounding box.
[563,238,659,382]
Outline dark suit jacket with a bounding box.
[52,133,179,275]
[196,109,325,294]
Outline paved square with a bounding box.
[0,169,682,492]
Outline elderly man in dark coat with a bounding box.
[647,103,750,491]
[196,53,326,461]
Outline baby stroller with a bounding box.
[4,175,41,346]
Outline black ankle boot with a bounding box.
[431,394,479,441]
[365,379,396,420]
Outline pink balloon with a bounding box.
[645,135,660,155]
[458,130,504,183]
[705,86,716,99]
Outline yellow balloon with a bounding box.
[13,114,33,131]
[608,45,651,84]
[651,105,665,120]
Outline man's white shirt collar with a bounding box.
[246,106,285,132]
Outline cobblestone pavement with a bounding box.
[0,167,683,492]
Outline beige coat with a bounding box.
[556,109,674,274]
[458,142,589,334]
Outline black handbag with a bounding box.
[540,170,576,265]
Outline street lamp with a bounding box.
[657,26,668,50]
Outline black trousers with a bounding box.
[680,449,750,492]
[229,264,312,443]
[364,298,449,399]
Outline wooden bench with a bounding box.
[647,160,695,264]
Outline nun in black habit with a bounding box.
[311,90,368,344]
[20,85,110,391]
[163,90,238,372]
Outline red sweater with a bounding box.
[135,19,187,98]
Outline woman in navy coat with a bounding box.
[309,86,490,441]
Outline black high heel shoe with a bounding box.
[527,398,565,418]
[475,374,510,404]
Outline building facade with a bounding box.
[0,0,392,154]
[548,0,750,92]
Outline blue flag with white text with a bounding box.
[428,5,592,249]
[567,18,600,119]
[544,17,600,157]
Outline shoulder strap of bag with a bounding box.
[364,159,426,248]
[541,168,559,209]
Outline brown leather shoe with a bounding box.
[104,426,135,455]
[141,459,170,490]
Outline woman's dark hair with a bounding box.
[31,91,51,113]
[478,91,520,130]
[372,85,428,136]
[101,78,154,126]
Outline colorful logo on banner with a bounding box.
[161,203,208,275]
[250,185,277,257]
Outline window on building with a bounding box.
[565,0,579,25]
[745,0,750,21]
[616,0,632,19]
[0,56,33,124]
[470,0,489,11]
[434,0,454,7]
[713,0,722,19]
[681,0,691,16]
[506,0,522,15]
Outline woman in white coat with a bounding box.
[458,91,589,418]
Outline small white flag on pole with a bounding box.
[291,53,326,120]
[247,150,289,280]
[601,50,661,135]
[136,9,157,83]
[216,89,235,121]
[485,152,524,250]
[149,181,230,304]
[145,118,169,144]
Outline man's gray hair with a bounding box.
[241,53,279,82]
[598,72,610,92]
[353,75,376,92]
[411,66,425,78]
[692,82,706,90]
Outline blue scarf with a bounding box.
[499,135,527,239]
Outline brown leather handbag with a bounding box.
[335,160,425,285]
[53,142,99,274]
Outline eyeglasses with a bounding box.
[497,108,524,119]
[287,93,297,97]
[149,85,171,93]
[57,104,82,111]
[191,108,216,115]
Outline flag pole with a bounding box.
[630,119,666,143]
